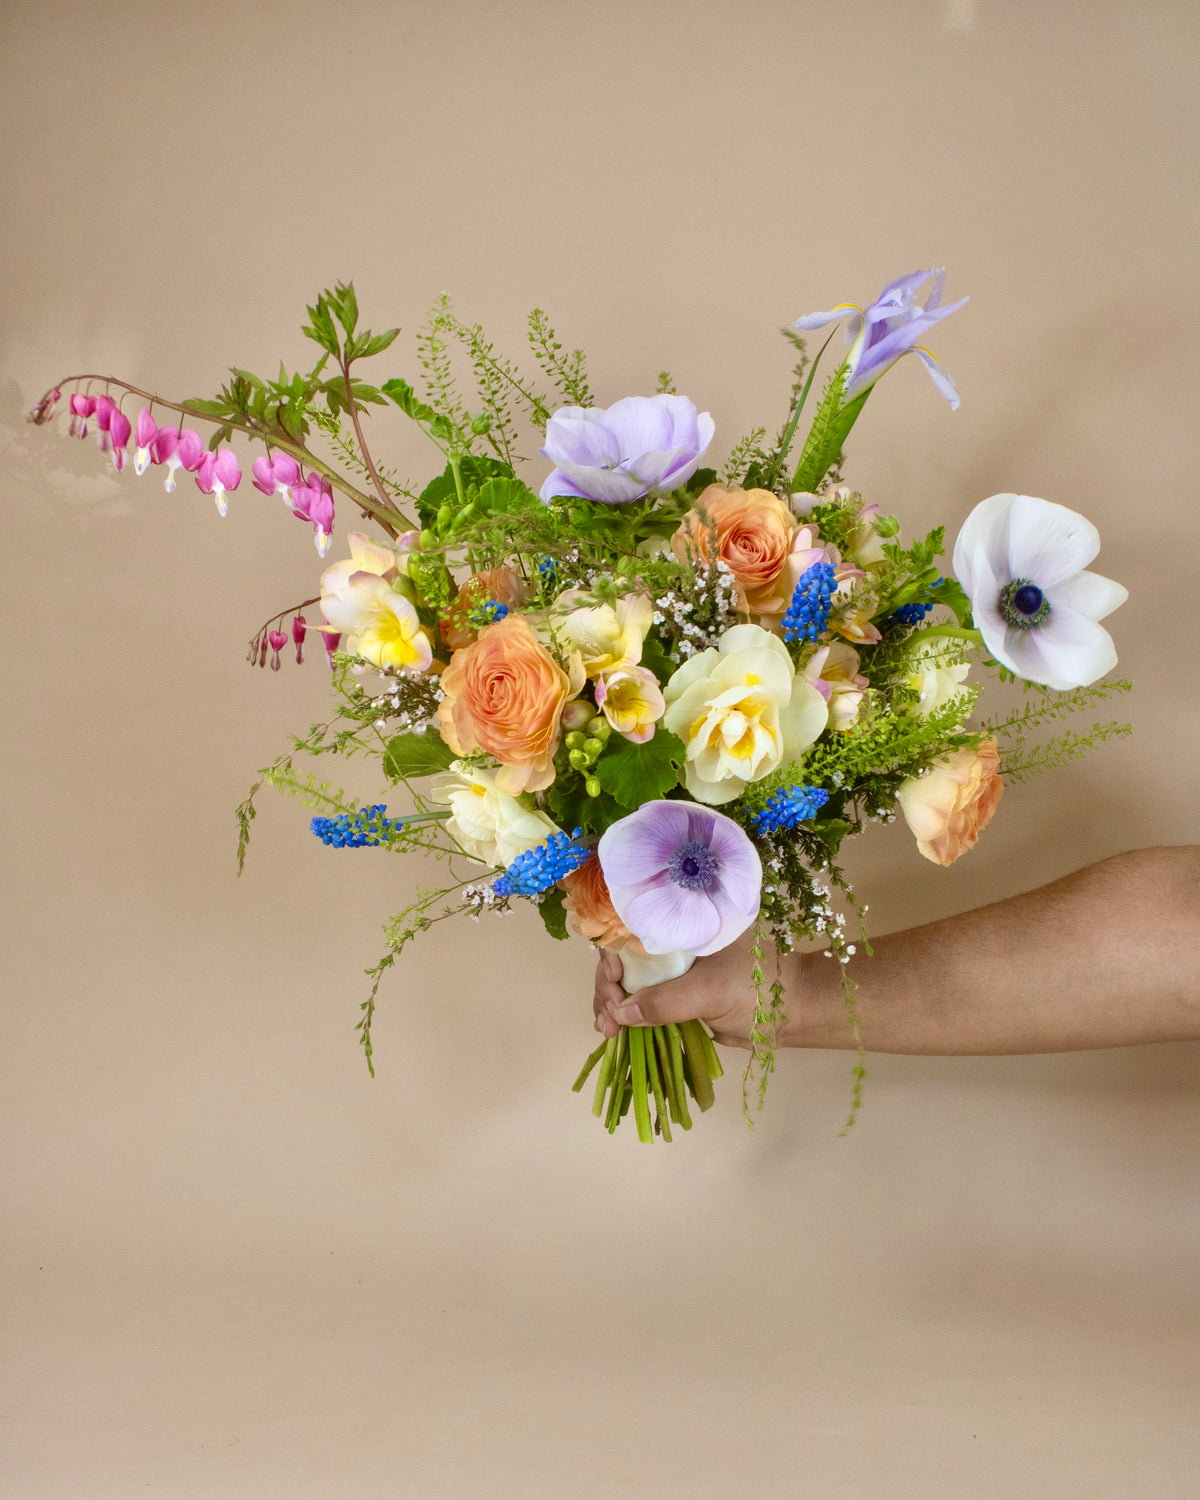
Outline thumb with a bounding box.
[611,973,704,1029]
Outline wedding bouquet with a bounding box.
[29,269,1131,1140]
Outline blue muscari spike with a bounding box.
[536,556,556,586]
[493,828,589,898]
[469,599,509,630]
[887,576,943,627]
[751,785,830,835]
[781,561,836,642]
[311,804,400,848]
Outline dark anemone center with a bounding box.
[669,840,718,892]
[999,578,1051,630]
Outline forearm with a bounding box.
[782,847,1200,1055]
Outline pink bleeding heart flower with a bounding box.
[252,451,302,503]
[133,409,159,476]
[291,614,307,664]
[108,407,132,473]
[68,393,96,438]
[309,485,335,557]
[267,629,288,672]
[322,626,341,668]
[196,446,241,516]
[164,428,205,493]
[94,393,115,454]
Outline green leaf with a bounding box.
[382,732,456,782]
[537,887,570,941]
[637,633,676,686]
[546,773,624,837]
[472,475,538,516]
[927,576,974,627]
[361,327,400,358]
[331,282,358,337]
[302,298,340,355]
[790,365,871,494]
[593,729,686,808]
[683,467,718,496]
[183,397,234,417]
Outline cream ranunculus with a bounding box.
[433,764,560,868]
[662,624,828,804]
[552,590,652,677]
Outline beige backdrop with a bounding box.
[3,2,1199,1496]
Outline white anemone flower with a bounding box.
[952,494,1127,690]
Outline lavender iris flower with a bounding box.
[540,394,715,504]
[795,269,968,409]
[597,800,761,957]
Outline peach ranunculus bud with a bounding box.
[672,484,816,620]
[437,613,585,795]
[440,565,530,651]
[559,852,645,953]
[896,738,1003,867]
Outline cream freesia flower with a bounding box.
[662,624,828,804]
[902,651,971,719]
[594,664,665,744]
[552,590,652,677]
[803,642,868,731]
[324,576,432,671]
[432,764,560,868]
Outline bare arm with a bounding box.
[593,847,1200,1055]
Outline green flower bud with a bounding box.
[564,730,586,750]
[470,413,492,435]
[583,738,604,759]
[586,717,611,740]
[435,503,453,535]
[585,776,602,798]
[419,529,436,550]
[568,748,589,771]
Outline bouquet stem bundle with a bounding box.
[573,1021,723,1141]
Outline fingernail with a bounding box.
[612,1002,643,1025]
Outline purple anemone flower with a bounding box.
[597,800,761,957]
[539,394,715,505]
[795,268,967,409]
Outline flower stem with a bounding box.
[904,625,984,649]
[629,1026,653,1144]
[572,1040,607,1093]
[591,1036,617,1117]
[44,373,414,536]
[644,1025,671,1142]
[679,1020,716,1112]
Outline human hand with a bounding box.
[592,928,775,1049]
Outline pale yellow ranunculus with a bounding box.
[662,624,828,805]
[553,590,652,677]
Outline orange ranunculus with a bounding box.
[437,613,583,795]
[440,565,530,651]
[559,852,646,953]
[896,738,1004,867]
[671,483,815,619]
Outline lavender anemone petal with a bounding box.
[597,800,762,957]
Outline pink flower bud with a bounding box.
[291,614,308,664]
[109,408,132,464]
[268,629,288,671]
[258,636,269,668]
[27,387,61,424]
[310,489,335,556]
[322,626,341,668]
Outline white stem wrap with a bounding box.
[617,947,696,996]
